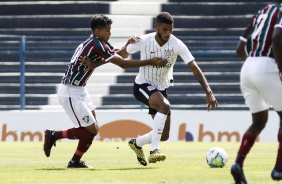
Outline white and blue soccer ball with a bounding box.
[206,147,228,168]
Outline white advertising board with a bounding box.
[0,110,279,142]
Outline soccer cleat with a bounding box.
[271,169,282,181]
[128,139,148,166]
[231,162,248,184]
[67,160,93,169]
[43,129,57,157]
[148,149,166,164]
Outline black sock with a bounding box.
[71,154,82,162]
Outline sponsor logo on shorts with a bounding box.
[147,86,155,91]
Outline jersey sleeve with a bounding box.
[91,38,115,62]
[126,37,144,54]
[177,39,195,64]
[240,13,258,42]
[103,42,116,61]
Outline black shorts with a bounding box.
[133,82,170,115]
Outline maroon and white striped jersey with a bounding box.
[126,33,194,90]
[61,35,115,86]
[240,3,282,58]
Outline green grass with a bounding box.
[0,141,279,184]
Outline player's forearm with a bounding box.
[188,61,212,93]
[116,59,151,68]
[236,40,247,61]
[196,75,212,93]
[192,69,212,93]
[88,58,106,69]
[116,47,130,58]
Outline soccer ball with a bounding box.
[206,147,228,168]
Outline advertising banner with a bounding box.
[0,110,279,142]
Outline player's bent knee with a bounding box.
[158,103,171,115]
[85,124,99,135]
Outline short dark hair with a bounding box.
[156,12,173,24]
[90,15,112,30]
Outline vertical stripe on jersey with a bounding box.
[262,8,279,56]
[250,6,270,57]
[244,4,280,58]
[255,5,277,57]
[142,39,173,89]
[79,69,94,86]
[144,42,150,84]
[251,6,268,56]
[149,42,153,84]
[62,36,114,86]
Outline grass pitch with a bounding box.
[0,141,279,184]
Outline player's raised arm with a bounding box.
[187,60,218,111]
[79,56,107,70]
[117,36,140,58]
[109,56,167,69]
[81,55,167,69]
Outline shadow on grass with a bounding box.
[35,168,67,171]
[106,167,155,171]
[36,167,155,171]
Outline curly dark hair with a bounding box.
[90,15,112,30]
[156,12,173,24]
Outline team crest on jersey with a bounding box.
[147,85,156,91]
[164,49,173,59]
[82,116,90,123]
[74,80,79,86]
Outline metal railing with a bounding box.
[0,35,239,110]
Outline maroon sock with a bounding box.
[54,130,67,140]
[76,130,95,153]
[66,127,90,140]
[66,127,95,161]
[236,133,256,167]
[275,134,282,171]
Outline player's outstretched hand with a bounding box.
[79,56,107,72]
[150,57,168,67]
[206,91,218,111]
[128,36,140,43]
[79,56,93,68]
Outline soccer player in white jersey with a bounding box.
[230,1,282,183]
[118,12,218,166]
[42,15,167,169]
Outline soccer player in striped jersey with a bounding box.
[118,12,218,166]
[231,1,282,183]
[43,15,167,169]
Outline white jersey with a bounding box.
[126,32,194,90]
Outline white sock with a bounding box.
[136,131,153,147]
[150,112,167,151]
